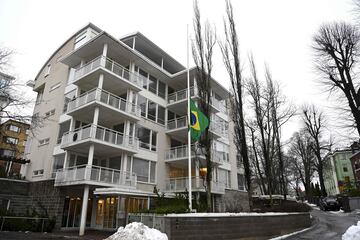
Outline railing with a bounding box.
[61,124,139,150]
[67,88,141,117]
[165,145,225,165]
[54,164,137,187]
[165,176,225,194]
[168,87,195,104]
[73,55,143,88]
[209,121,228,138]
[166,116,187,130]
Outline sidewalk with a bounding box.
[0,230,114,240]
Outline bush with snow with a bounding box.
[104,222,168,240]
[342,221,360,240]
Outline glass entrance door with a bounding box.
[96,197,118,229]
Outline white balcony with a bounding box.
[166,116,227,141]
[61,124,139,156]
[72,55,143,94]
[66,88,141,124]
[165,145,226,166]
[54,164,137,188]
[165,177,225,194]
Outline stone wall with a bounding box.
[215,189,250,212]
[164,213,311,240]
[0,178,64,228]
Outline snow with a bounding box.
[269,227,312,240]
[342,221,360,240]
[104,222,168,240]
[166,212,303,217]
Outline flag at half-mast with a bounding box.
[189,100,209,141]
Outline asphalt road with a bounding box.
[287,207,360,240]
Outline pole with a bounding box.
[187,24,192,211]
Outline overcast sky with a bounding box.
[0,0,357,144]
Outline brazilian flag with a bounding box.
[189,100,209,141]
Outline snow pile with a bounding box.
[166,212,301,217]
[342,221,360,240]
[104,222,168,240]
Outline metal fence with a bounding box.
[0,216,50,232]
[127,213,165,232]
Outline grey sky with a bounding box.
[0,0,356,143]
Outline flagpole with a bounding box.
[187,24,192,211]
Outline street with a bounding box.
[287,208,360,240]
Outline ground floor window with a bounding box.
[61,197,92,228]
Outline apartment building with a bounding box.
[324,149,356,195]
[0,119,30,177]
[22,23,247,234]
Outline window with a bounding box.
[343,167,348,172]
[237,174,245,191]
[63,90,76,113]
[45,109,55,118]
[36,90,44,105]
[3,137,18,145]
[130,157,156,183]
[57,121,70,144]
[157,106,165,125]
[138,95,147,117]
[136,126,157,151]
[39,138,50,146]
[33,169,44,176]
[0,149,15,157]
[52,154,65,178]
[158,81,166,99]
[139,69,148,89]
[7,125,20,133]
[44,64,51,77]
[148,75,157,94]
[49,82,61,92]
[147,101,156,121]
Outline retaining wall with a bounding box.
[164,213,311,240]
[0,178,64,228]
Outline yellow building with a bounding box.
[0,119,30,177]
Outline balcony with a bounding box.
[166,116,227,140]
[61,124,139,156]
[165,145,225,166]
[67,88,141,124]
[165,177,225,194]
[167,86,227,115]
[54,164,137,188]
[72,56,143,93]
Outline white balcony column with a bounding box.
[195,159,200,188]
[193,76,198,96]
[98,73,104,89]
[102,43,108,58]
[88,144,95,166]
[79,185,89,236]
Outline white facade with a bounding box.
[22,23,245,234]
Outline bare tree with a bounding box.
[219,0,252,209]
[288,130,315,199]
[302,104,331,196]
[313,22,360,136]
[192,0,216,212]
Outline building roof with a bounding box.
[1,119,30,127]
[0,71,15,80]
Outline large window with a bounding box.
[136,126,157,151]
[148,75,157,94]
[0,149,15,157]
[52,154,65,178]
[237,174,245,191]
[3,137,18,145]
[137,95,165,125]
[63,90,76,113]
[129,157,156,183]
[6,125,20,133]
[135,66,166,99]
[158,81,166,99]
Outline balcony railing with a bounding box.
[73,55,143,88]
[165,176,225,194]
[166,116,187,130]
[165,145,226,165]
[61,124,139,150]
[67,88,141,117]
[168,87,195,104]
[209,121,228,138]
[54,164,137,187]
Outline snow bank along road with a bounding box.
[287,208,360,239]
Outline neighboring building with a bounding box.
[0,119,30,177]
[324,149,356,195]
[21,23,247,234]
[349,141,360,190]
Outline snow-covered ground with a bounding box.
[104,222,168,240]
[166,212,303,217]
[342,221,360,240]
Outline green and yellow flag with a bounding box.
[189,100,209,141]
